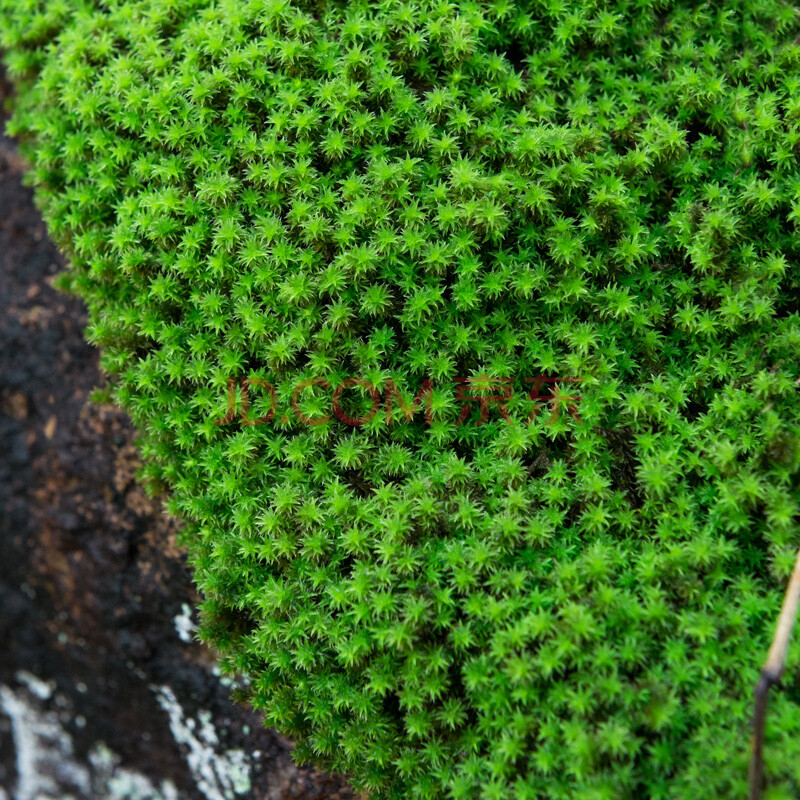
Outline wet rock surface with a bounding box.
[0,75,357,800]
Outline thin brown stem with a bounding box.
[749,547,800,800]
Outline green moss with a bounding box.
[3,0,800,797]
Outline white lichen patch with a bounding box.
[89,742,179,800]
[151,684,252,800]
[0,677,90,800]
[0,674,179,800]
[173,603,196,644]
[15,671,53,702]
[210,664,251,690]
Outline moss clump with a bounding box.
[3,0,800,797]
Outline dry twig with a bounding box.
[749,547,800,800]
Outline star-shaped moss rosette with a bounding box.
[3,1,800,798]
